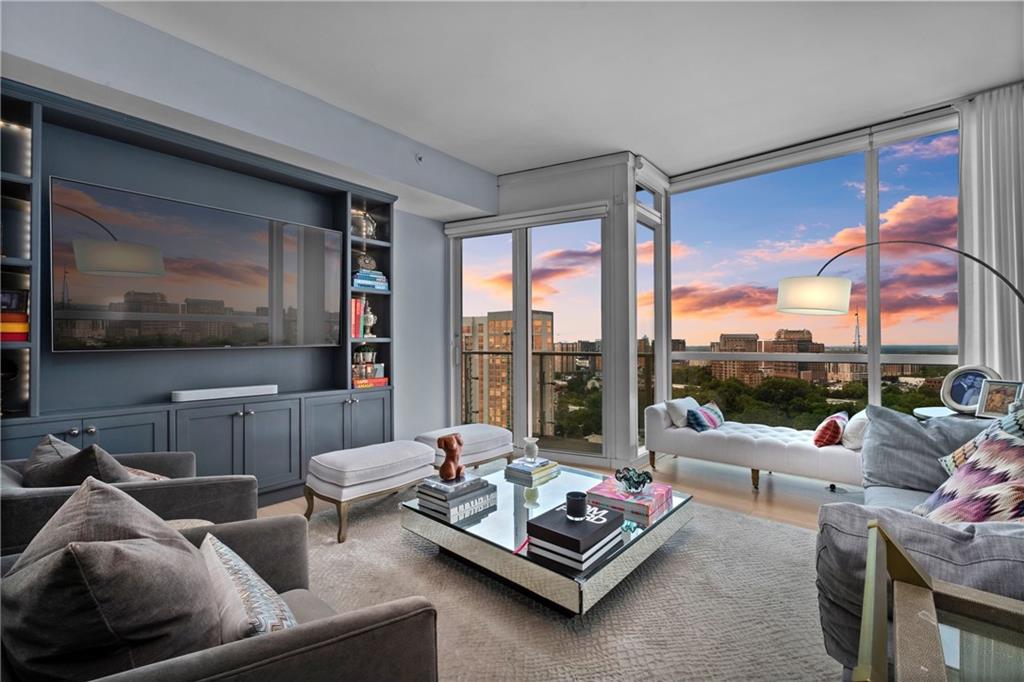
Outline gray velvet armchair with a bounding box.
[0,451,258,554]
[0,515,438,682]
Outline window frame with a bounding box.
[667,114,960,409]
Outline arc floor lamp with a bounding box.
[776,239,1024,315]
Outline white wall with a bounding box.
[392,210,449,438]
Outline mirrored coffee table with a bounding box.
[400,466,694,614]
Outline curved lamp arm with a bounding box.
[53,202,119,241]
[817,239,1024,305]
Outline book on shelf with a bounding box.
[418,473,487,500]
[350,298,364,337]
[355,269,388,280]
[527,530,624,572]
[0,332,28,342]
[526,503,623,556]
[586,479,674,523]
[353,282,390,292]
[352,378,388,389]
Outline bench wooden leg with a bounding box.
[303,486,314,520]
[336,501,348,544]
[649,450,657,470]
[751,469,760,490]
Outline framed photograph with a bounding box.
[975,379,1024,419]
[940,365,1001,414]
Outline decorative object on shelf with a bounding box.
[437,433,465,482]
[565,491,587,522]
[355,251,376,271]
[523,436,539,463]
[361,302,377,337]
[939,365,1002,413]
[975,379,1024,419]
[523,485,540,509]
[352,208,377,240]
[614,467,653,494]
[776,239,1024,315]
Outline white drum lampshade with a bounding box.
[72,239,165,277]
[776,276,851,315]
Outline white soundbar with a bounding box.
[171,385,279,403]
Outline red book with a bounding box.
[1,332,29,342]
[0,311,28,323]
[353,377,389,389]
[350,298,364,338]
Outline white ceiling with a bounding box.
[107,1,1023,178]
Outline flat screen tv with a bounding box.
[50,177,342,351]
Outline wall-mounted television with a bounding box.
[50,177,342,352]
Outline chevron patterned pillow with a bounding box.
[686,402,724,432]
[939,409,1024,475]
[925,480,1024,523]
[914,428,1024,518]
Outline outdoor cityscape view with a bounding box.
[461,131,959,447]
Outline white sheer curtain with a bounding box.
[957,82,1024,379]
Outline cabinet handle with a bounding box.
[67,427,81,437]
[243,409,256,416]
[351,398,360,404]
[85,426,97,435]
[234,411,245,417]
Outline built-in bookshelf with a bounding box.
[1,93,41,417]
[348,195,393,391]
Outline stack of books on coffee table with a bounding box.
[504,457,560,486]
[585,478,674,527]
[526,504,624,573]
[416,474,497,525]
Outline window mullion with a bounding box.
[866,145,883,405]
[512,229,532,444]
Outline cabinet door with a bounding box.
[304,394,347,473]
[175,404,244,477]
[83,411,169,454]
[345,391,391,449]
[1,419,83,460]
[243,399,301,490]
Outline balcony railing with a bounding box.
[460,349,655,456]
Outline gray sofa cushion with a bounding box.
[861,406,989,492]
[816,501,1024,668]
[1,478,221,681]
[862,485,931,511]
[22,437,135,488]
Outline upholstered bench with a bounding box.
[415,423,514,468]
[304,440,434,542]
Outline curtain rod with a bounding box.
[903,79,1024,116]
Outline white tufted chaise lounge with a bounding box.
[644,397,862,489]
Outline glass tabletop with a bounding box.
[937,609,1024,679]
[402,465,693,581]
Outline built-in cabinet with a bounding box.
[2,389,391,499]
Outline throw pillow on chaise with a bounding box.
[686,401,724,432]
[840,409,869,450]
[813,412,849,447]
[1,477,222,681]
[861,405,990,493]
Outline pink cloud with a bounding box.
[883,134,958,160]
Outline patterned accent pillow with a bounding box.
[687,402,724,432]
[201,534,297,637]
[938,410,1024,475]
[123,466,170,481]
[925,480,1024,524]
[913,428,1024,517]
[813,412,849,448]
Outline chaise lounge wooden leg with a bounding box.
[303,486,314,520]
[506,453,515,464]
[336,501,348,543]
[751,469,760,490]
[649,451,657,470]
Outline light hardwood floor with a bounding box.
[259,454,864,530]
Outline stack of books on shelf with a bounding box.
[352,376,388,389]
[526,504,624,573]
[586,478,674,527]
[352,269,389,292]
[0,310,28,342]
[504,457,560,486]
[416,474,497,525]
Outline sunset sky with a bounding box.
[463,131,959,350]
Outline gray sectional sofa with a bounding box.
[815,406,1024,669]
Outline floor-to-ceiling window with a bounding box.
[531,220,603,455]
[459,234,514,430]
[636,222,656,444]
[669,121,960,424]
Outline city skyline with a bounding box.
[462,131,959,348]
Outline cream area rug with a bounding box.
[305,489,840,681]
